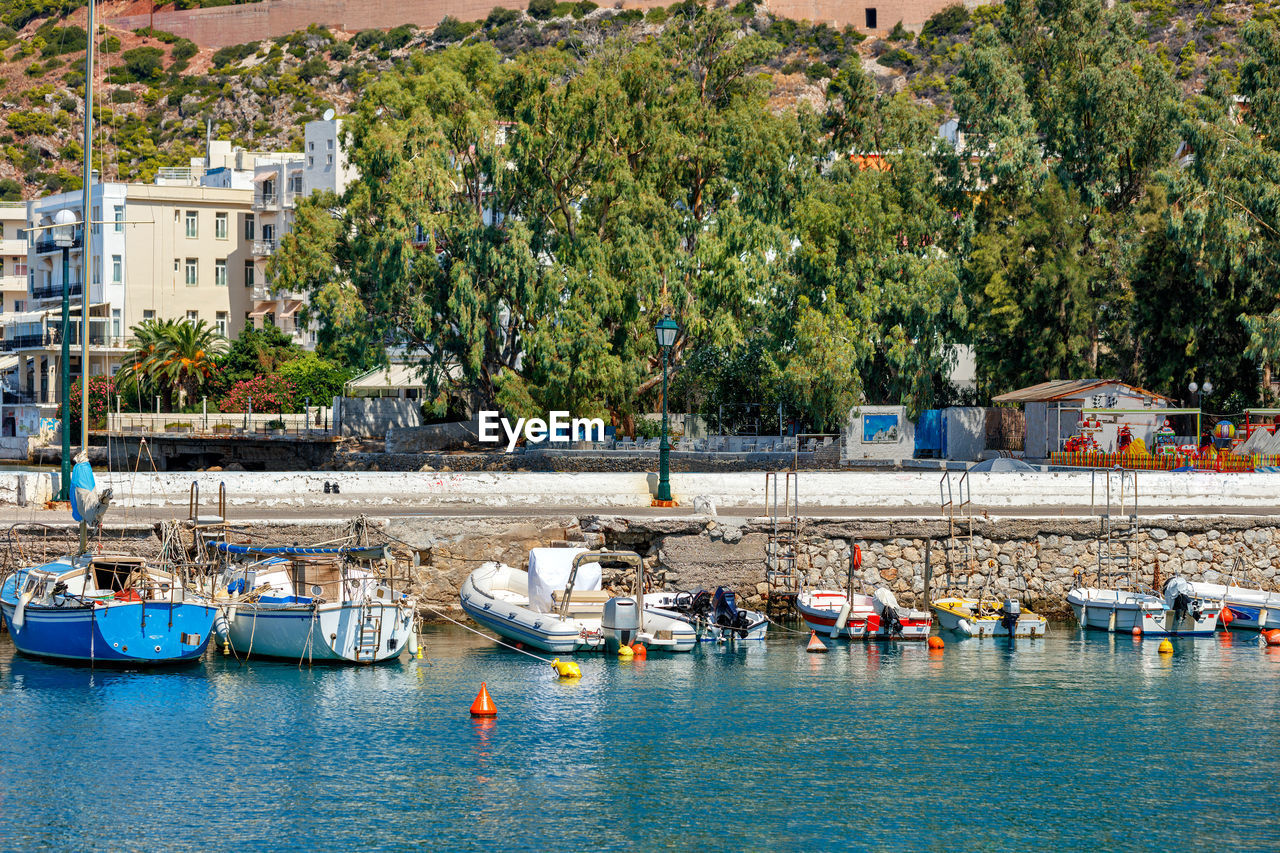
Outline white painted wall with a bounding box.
[4,470,1280,511]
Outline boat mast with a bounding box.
[78,0,95,554]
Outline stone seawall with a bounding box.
[11,514,1277,622]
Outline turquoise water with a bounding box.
[1,626,1278,851]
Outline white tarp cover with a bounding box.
[527,547,600,613]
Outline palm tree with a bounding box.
[154,319,228,409]
[120,318,180,411]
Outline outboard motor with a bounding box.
[1000,598,1020,636]
[602,597,640,648]
[712,586,753,638]
[873,588,903,637]
[1164,577,1202,625]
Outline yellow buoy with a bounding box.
[551,658,582,678]
[1158,639,1174,654]
[617,644,634,659]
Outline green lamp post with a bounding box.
[654,314,679,505]
[51,209,77,503]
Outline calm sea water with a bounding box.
[0,625,1277,852]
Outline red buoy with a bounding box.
[927,636,945,650]
[470,682,497,717]
[806,631,828,653]
[1220,607,1234,628]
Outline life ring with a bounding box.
[852,544,862,570]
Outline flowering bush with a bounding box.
[217,374,296,413]
[69,375,116,429]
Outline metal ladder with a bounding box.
[938,469,973,595]
[764,470,801,610]
[1091,468,1141,591]
[353,603,382,663]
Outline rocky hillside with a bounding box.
[0,0,1274,199]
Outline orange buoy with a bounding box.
[1220,607,1234,627]
[631,643,647,659]
[1131,626,1142,638]
[1264,629,1280,647]
[469,682,497,717]
[927,636,944,650]
[806,631,828,653]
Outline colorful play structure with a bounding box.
[1050,409,1280,472]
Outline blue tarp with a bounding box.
[69,461,94,522]
[915,410,943,457]
[211,542,388,560]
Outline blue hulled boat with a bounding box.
[0,555,217,664]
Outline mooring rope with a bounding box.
[420,604,557,664]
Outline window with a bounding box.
[0,223,4,239]
[143,309,155,320]
[14,300,24,312]
[185,258,198,286]
[865,7,877,28]
[327,139,334,150]
[92,255,101,285]
[113,205,124,232]
[308,156,314,168]
[215,212,228,240]
[92,206,100,235]
[14,260,25,277]
[244,214,255,241]
[186,310,199,323]
[111,255,122,284]
[112,308,121,338]
[215,311,228,336]
[308,141,314,151]
[289,175,302,195]
[326,154,333,166]
[263,224,275,243]
[185,210,198,238]
[215,259,227,287]
[244,260,255,288]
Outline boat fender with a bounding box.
[833,601,852,637]
[13,587,33,631]
[551,658,581,678]
[955,618,973,637]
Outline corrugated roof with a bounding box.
[992,379,1172,404]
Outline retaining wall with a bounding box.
[6,469,1280,509]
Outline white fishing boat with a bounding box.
[644,588,768,641]
[210,542,417,664]
[1184,581,1280,631]
[460,548,696,654]
[795,587,931,641]
[1067,578,1219,636]
[931,597,1047,638]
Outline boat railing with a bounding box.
[558,550,642,621]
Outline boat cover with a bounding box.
[211,542,389,560]
[527,547,600,612]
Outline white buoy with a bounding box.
[831,601,852,638]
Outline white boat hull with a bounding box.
[1067,587,1219,637]
[1184,581,1280,631]
[795,589,931,641]
[931,599,1047,638]
[219,601,414,663]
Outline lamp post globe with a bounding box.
[53,209,78,502]
[654,315,679,505]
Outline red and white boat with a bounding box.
[796,587,931,641]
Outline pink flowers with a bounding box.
[217,374,297,413]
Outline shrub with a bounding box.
[211,42,255,68]
[887,20,911,41]
[110,46,164,83]
[920,4,969,39]
[383,24,416,49]
[433,16,477,42]
[171,38,198,61]
[571,0,597,18]
[329,41,352,60]
[486,6,520,27]
[218,374,297,414]
[645,5,668,22]
[99,34,121,54]
[528,0,555,19]
[353,29,383,50]
[38,25,88,57]
[110,88,137,103]
[0,178,21,201]
[298,55,328,81]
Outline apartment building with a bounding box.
[0,202,28,315]
[10,182,254,409]
[246,117,354,348]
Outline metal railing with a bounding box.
[252,239,277,255]
[108,408,333,437]
[31,281,84,301]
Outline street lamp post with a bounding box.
[51,210,77,502]
[1189,379,1214,439]
[654,315,679,506]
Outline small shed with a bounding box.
[993,379,1171,458]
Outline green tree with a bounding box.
[154,319,228,409]
[217,323,300,388]
[276,353,353,407]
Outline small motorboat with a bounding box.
[461,548,695,654]
[1184,580,1280,632]
[795,587,931,641]
[208,542,417,664]
[644,588,768,641]
[0,554,217,665]
[1067,577,1219,636]
[931,597,1047,638]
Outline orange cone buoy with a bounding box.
[806,631,828,653]
[927,636,945,650]
[470,682,497,717]
[631,643,647,659]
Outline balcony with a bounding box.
[253,239,277,256]
[33,233,83,255]
[31,281,84,302]
[2,333,47,351]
